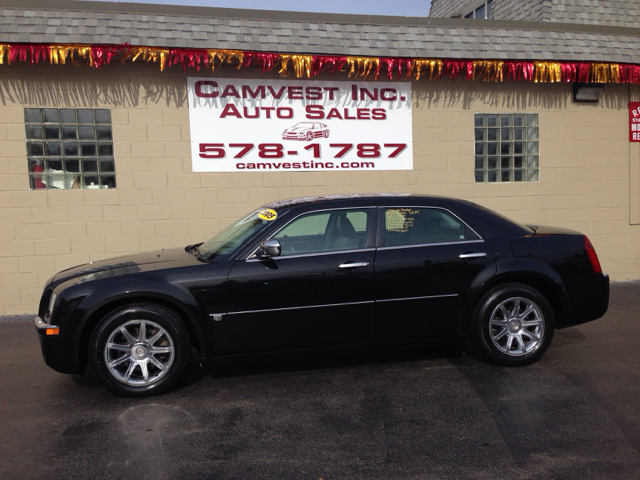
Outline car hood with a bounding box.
[284,127,308,132]
[52,247,201,286]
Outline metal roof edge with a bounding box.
[3,0,640,37]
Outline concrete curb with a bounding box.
[0,315,35,324]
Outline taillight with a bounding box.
[584,236,602,274]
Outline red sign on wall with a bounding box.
[630,102,640,141]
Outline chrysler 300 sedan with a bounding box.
[35,194,609,397]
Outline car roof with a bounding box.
[261,194,532,236]
[263,193,466,210]
[256,193,532,248]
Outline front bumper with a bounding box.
[282,134,306,140]
[35,315,58,334]
[34,315,83,374]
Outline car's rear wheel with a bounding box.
[88,303,190,397]
[323,130,329,138]
[470,283,554,366]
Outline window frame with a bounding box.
[463,0,493,19]
[474,113,540,183]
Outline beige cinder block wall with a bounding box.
[0,62,638,314]
[411,79,640,281]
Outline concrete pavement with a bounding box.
[1,282,639,479]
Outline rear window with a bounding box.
[472,204,535,234]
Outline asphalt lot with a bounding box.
[1,282,639,480]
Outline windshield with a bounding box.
[293,123,314,128]
[198,208,276,260]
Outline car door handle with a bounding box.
[459,252,487,259]
[338,262,370,269]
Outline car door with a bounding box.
[226,207,376,354]
[374,206,496,342]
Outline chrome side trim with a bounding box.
[377,294,458,303]
[246,247,375,262]
[377,239,485,251]
[227,300,375,315]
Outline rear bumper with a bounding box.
[34,315,83,375]
[559,273,610,328]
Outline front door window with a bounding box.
[273,209,369,255]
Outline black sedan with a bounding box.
[35,194,609,397]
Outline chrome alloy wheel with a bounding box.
[103,319,175,386]
[489,297,545,356]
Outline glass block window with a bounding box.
[25,108,116,190]
[474,113,539,183]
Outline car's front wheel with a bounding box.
[88,303,190,397]
[470,283,554,366]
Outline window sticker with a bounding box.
[385,208,418,233]
[258,208,278,221]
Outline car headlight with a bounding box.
[48,292,57,315]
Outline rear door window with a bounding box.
[382,208,480,247]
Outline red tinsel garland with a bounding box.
[310,56,347,76]
[242,51,280,73]
[167,49,208,71]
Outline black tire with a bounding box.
[88,303,190,397]
[469,283,554,367]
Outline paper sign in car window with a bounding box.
[386,208,418,233]
[386,209,406,232]
[258,209,278,221]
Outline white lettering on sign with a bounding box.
[187,78,413,172]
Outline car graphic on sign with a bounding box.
[282,122,330,141]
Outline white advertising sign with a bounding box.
[187,77,412,172]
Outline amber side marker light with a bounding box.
[45,327,60,335]
[584,236,602,274]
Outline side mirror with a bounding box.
[258,239,281,258]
